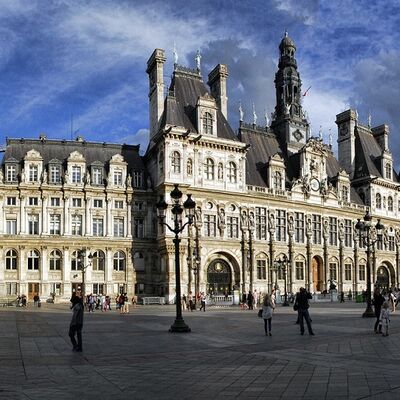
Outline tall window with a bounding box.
[227,216,239,238]
[71,166,82,183]
[49,250,62,271]
[50,214,61,235]
[274,171,282,190]
[187,159,193,176]
[133,218,144,238]
[27,250,40,270]
[114,200,124,209]
[295,261,304,280]
[7,197,16,205]
[5,249,17,270]
[29,197,38,206]
[28,214,39,235]
[341,186,349,202]
[388,196,393,212]
[204,158,215,180]
[92,167,103,185]
[388,235,395,251]
[227,162,237,183]
[93,218,104,236]
[359,264,366,281]
[171,152,181,173]
[344,219,352,248]
[312,214,321,245]
[93,199,103,208]
[71,215,82,235]
[113,251,125,271]
[114,170,123,185]
[133,171,142,187]
[71,251,79,271]
[204,214,216,237]
[376,193,382,209]
[6,164,17,182]
[72,198,82,207]
[50,197,60,207]
[294,212,304,243]
[114,217,124,237]
[203,112,213,135]
[386,162,392,180]
[329,262,337,281]
[92,251,105,271]
[255,207,267,240]
[93,283,105,295]
[276,210,286,242]
[6,219,17,234]
[50,165,61,184]
[329,217,337,246]
[344,263,352,280]
[29,165,39,182]
[257,259,267,279]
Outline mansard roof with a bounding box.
[2,138,145,171]
[161,66,238,141]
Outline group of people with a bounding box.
[241,289,270,310]
[373,286,393,336]
[182,292,206,312]
[83,293,112,312]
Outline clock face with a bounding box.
[293,129,304,142]
[310,177,320,192]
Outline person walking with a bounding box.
[199,292,206,312]
[295,287,314,336]
[388,290,396,313]
[247,291,254,310]
[373,286,385,334]
[270,289,276,309]
[188,292,194,311]
[380,301,390,336]
[69,293,84,352]
[262,294,274,336]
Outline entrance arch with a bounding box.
[207,259,232,295]
[311,256,323,292]
[376,266,390,291]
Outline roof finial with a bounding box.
[368,111,372,127]
[195,49,201,71]
[285,30,288,38]
[239,101,244,122]
[252,103,257,125]
[264,109,269,127]
[329,129,332,147]
[173,42,178,66]
[319,125,323,140]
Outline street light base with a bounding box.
[169,319,191,333]
[362,307,375,318]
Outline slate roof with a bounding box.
[2,138,145,172]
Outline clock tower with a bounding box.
[271,32,309,155]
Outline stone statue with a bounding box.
[248,212,255,230]
[173,42,178,65]
[239,102,244,122]
[195,49,201,70]
[218,208,226,226]
[64,170,69,184]
[252,103,257,125]
[285,103,291,115]
[195,206,202,223]
[241,211,248,229]
[20,168,25,183]
[264,110,269,127]
[0,168,4,183]
[127,174,132,187]
[268,211,275,231]
[85,172,90,184]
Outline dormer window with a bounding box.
[49,165,61,184]
[29,165,39,182]
[341,186,349,202]
[171,151,181,173]
[376,193,382,209]
[114,170,123,186]
[71,166,81,183]
[203,112,213,135]
[385,162,392,180]
[274,171,282,190]
[132,171,142,188]
[228,162,237,183]
[6,164,17,183]
[92,167,103,185]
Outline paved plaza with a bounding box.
[0,301,400,400]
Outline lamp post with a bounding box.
[274,255,290,306]
[156,184,196,333]
[77,250,93,298]
[355,210,384,318]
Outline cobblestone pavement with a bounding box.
[0,301,400,399]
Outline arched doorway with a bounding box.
[311,256,323,292]
[207,259,232,295]
[376,266,389,291]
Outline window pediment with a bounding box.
[68,151,85,162]
[24,149,42,161]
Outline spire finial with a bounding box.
[285,30,288,38]
[195,49,201,71]
[173,42,178,66]
[264,109,269,127]
[239,101,244,122]
[252,102,257,125]
[329,128,332,147]
[368,111,372,127]
[319,125,323,140]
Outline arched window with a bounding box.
[203,112,213,135]
[28,250,40,270]
[113,251,125,271]
[92,250,105,271]
[388,196,394,212]
[376,193,382,209]
[227,162,237,183]
[186,158,193,176]
[5,249,17,270]
[342,186,348,202]
[49,250,62,271]
[386,163,392,180]
[273,171,282,190]
[171,151,181,174]
[217,163,223,180]
[204,158,215,180]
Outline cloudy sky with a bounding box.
[1,0,400,164]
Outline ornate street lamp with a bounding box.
[156,184,196,333]
[274,254,290,306]
[77,250,93,297]
[355,210,384,318]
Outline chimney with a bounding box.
[146,49,166,140]
[336,109,357,178]
[208,64,229,119]
[371,124,389,151]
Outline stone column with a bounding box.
[85,196,90,235]
[20,195,26,234]
[63,196,70,235]
[42,196,48,234]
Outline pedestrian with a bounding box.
[119,293,125,314]
[388,290,395,313]
[295,287,314,336]
[262,294,274,336]
[253,290,258,309]
[340,291,345,303]
[199,292,206,312]
[380,301,390,336]
[69,293,84,352]
[182,294,187,310]
[188,292,194,311]
[373,286,385,334]
[247,291,254,310]
[123,293,129,314]
[33,293,40,307]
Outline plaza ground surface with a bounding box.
[0,301,399,400]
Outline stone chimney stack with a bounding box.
[336,109,357,178]
[146,49,166,140]
[208,64,229,119]
[372,124,389,151]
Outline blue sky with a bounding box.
[1,0,400,164]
